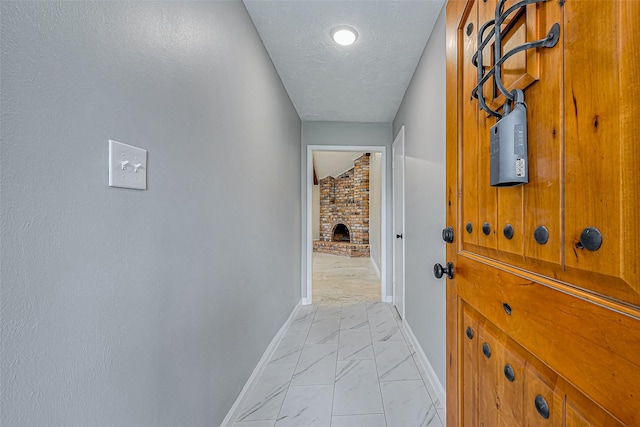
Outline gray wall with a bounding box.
[392,6,447,387]
[0,2,301,426]
[302,122,393,300]
[369,152,383,274]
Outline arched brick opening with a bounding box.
[332,224,350,242]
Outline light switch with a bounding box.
[108,140,147,190]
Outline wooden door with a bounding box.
[445,0,640,425]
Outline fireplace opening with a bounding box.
[332,224,350,242]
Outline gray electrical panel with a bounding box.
[490,90,528,187]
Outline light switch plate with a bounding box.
[108,140,147,190]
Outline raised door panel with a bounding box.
[519,0,563,267]
[462,307,479,427]
[618,0,640,304]
[476,0,498,251]
[483,0,525,257]
[477,321,500,427]
[458,0,564,269]
[565,394,624,427]
[485,0,541,109]
[496,337,525,427]
[561,0,640,306]
[460,0,480,248]
[523,361,562,426]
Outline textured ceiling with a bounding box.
[314,151,364,180]
[244,0,445,122]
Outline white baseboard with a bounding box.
[302,297,312,305]
[220,301,302,427]
[382,295,393,303]
[402,320,446,410]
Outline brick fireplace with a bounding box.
[313,154,370,257]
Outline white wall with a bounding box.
[312,185,320,240]
[302,122,393,300]
[392,6,447,387]
[0,2,301,426]
[369,152,383,274]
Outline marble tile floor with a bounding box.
[232,302,445,427]
[312,253,381,303]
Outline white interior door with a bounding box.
[392,127,405,319]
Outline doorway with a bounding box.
[305,145,387,304]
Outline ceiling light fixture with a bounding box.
[331,26,358,46]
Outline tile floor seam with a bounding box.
[272,307,315,425]
[329,304,342,425]
[367,304,389,427]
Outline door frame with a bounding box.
[392,127,406,319]
[305,144,388,304]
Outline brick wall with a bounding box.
[318,154,370,245]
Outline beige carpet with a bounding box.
[312,252,381,303]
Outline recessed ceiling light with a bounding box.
[331,26,358,46]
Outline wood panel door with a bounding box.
[445,0,640,425]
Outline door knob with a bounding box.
[396,233,403,239]
[433,262,454,280]
[442,226,454,243]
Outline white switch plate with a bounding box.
[108,140,147,190]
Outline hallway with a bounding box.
[231,302,444,427]
[312,253,381,303]
[0,2,451,425]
